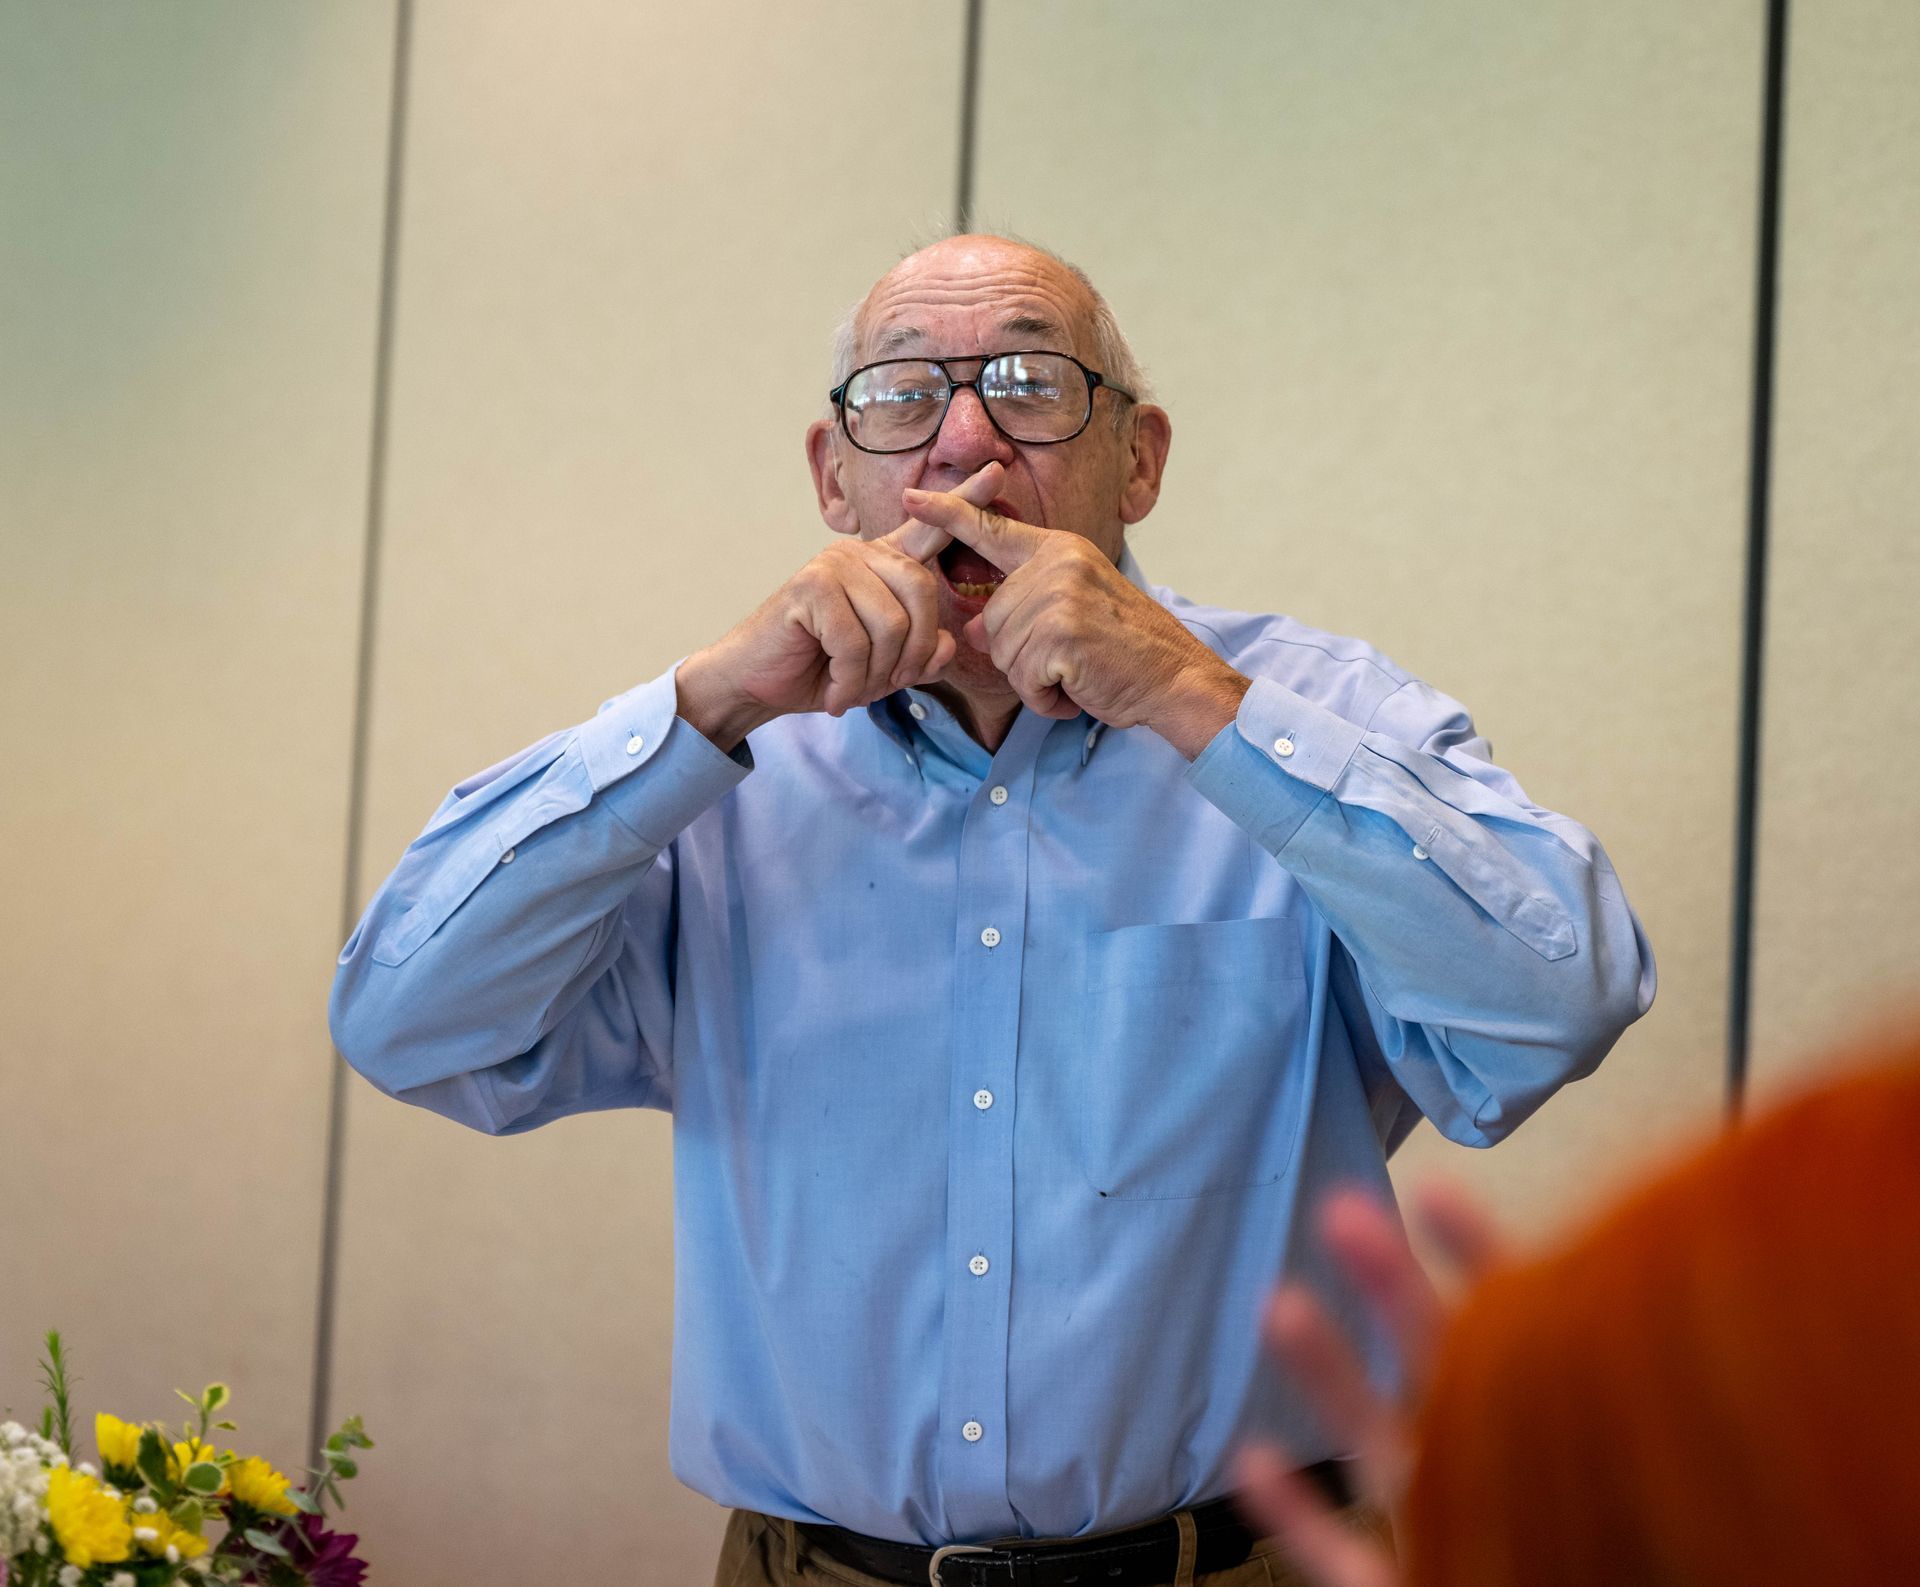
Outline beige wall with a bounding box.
[3,3,1915,1582]
[0,0,391,1475]
[1751,0,1920,1094]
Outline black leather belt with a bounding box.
[798,1461,1354,1586]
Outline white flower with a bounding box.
[0,1445,50,1558]
[133,1493,158,1512]
[167,1542,182,1563]
[134,1525,159,1542]
[111,1574,137,1587]
[76,1461,98,1478]
[59,1566,83,1587]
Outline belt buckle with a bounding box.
[928,1542,992,1584]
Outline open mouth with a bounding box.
[936,497,1019,601]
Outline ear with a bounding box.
[806,419,862,537]
[1117,405,1172,526]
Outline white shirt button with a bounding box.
[980,926,1001,948]
[1412,844,1430,860]
[962,1420,983,1443]
[499,848,516,864]
[973,1088,994,1111]
[988,784,1009,805]
[1273,737,1295,758]
[908,701,928,721]
[625,733,645,756]
[968,1254,990,1277]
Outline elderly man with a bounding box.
[331,234,1654,1587]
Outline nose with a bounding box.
[927,381,1017,476]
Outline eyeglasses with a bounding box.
[828,350,1137,455]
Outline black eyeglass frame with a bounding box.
[827,349,1138,455]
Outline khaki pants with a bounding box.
[712,1504,1391,1587]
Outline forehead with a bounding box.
[857,242,1095,363]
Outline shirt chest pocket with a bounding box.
[1075,916,1312,1201]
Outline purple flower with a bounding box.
[286,1510,368,1587]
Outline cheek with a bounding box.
[848,464,919,537]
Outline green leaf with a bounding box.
[137,1427,173,1490]
[245,1527,291,1559]
[203,1382,229,1412]
[175,1388,201,1409]
[284,1487,319,1514]
[37,1329,76,1458]
[171,1498,205,1533]
[325,1413,372,1451]
[331,1457,358,1480]
[185,1461,224,1494]
[213,1419,237,1430]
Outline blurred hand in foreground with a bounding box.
[1235,1181,1507,1587]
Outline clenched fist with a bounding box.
[899,483,1253,758]
[674,462,1008,750]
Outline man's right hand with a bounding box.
[675,461,1006,751]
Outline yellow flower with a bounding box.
[46,1465,132,1567]
[130,1505,210,1561]
[225,1455,297,1516]
[95,1411,144,1471]
[169,1438,229,1495]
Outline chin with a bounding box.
[945,648,1015,698]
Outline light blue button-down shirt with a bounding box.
[330,548,1653,1546]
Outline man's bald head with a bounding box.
[829,234,1150,426]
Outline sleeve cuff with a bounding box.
[1234,675,1366,791]
[1185,675,1367,854]
[579,662,753,846]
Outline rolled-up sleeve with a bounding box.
[1186,672,1655,1145]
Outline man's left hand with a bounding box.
[901,485,1251,758]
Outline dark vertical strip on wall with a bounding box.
[1727,0,1792,1119]
[310,0,414,1474]
[955,0,983,232]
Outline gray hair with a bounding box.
[826,232,1152,433]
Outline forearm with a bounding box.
[674,645,782,754]
[1146,655,1252,760]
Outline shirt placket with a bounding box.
[934,707,1047,1541]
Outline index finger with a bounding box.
[899,478,1050,572]
[880,460,1006,563]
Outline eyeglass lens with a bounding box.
[843,353,1087,450]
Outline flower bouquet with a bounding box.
[2,1333,371,1587]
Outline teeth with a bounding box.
[952,580,1001,598]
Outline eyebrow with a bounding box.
[869,313,1071,359]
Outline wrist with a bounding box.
[675,648,779,752]
[1150,658,1250,761]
